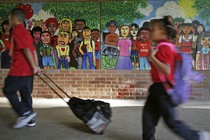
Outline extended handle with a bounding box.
[36,73,70,103]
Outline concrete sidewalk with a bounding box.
[1,98,210,140]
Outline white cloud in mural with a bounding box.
[138,1,193,27]
[137,4,153,16]
[156,1,184,18]
[30,10,54,21]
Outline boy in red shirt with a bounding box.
[3,8,40,129]
[137,27,151,70]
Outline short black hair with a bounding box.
[180,23,193,34]
[10,8,26,23]
[74,19,86,25]
[130,23,139,29]
[40,31,51,37]
[1,20,9,33]
[139,26,150,33]
[83,26,90,31]
[91,28,99,32]
[32,26,42,34]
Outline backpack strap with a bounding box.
[156,42,177,86]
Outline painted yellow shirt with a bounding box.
[79,39,95,61]
[56,45,69,57]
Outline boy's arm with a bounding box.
[56,46,61,59]
[92,41,96,64]
[33,50,39,67]
[79,41,84,55]
[23,48,40,74]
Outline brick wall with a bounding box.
[0,69,210,101]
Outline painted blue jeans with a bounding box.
[140,57,151,70]
[58,57,69,69]
[82,52,95,69]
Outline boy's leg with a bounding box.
[19,76,34,113]
[88,53,95,69]
[3,76,30,116]
[159,91,200,140]
[64,58,69,69]
[82,54,87,69]
[140,58,143,70]
[142,84,161,140]
[57,58,62,69]
[145,58,151,70]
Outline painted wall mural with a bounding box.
[0,0,209,70]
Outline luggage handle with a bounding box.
[36,73,71,103]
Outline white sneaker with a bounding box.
[199,131,210,140]
[13,112,37,129]
[27,118,36,127]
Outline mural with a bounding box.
[0,0,209,70]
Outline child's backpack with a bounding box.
[156,42,205,106]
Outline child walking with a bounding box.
[142,17,210,140]
[3,8,40,128]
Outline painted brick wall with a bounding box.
[0,69,210,101]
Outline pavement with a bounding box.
[1,98,210,140]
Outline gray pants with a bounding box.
[77,56,90,69]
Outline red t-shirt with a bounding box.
[9,24,35,76]
[1,34,11,50]
[137,41,150,57]
[150,40,176,83]
[95,41,100,51]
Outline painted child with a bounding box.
[105,20,119,47]
[130,23,140,70]
[69,29,79,69]
[0,38,5,68]
[56,32,70,69]
[179,23,196,54]
[196,31,210,70]
[116,25,132,70]
[1,20,12,68]
[40,31,54,69]
[60,18,72,33]
[45,18,59,69]
[32,26,43,68]
[91,29,100,69]
[137,27,151,70]
[79,27,95,69]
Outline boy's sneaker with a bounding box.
[13,111,37,129]
[27,118,36,127]
[199,131,210,140]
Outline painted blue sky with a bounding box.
[24,0,209,31]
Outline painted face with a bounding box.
[3,24,10,32]
[33,31,41,41]
[140,30,150,41]
[48,22,57,36]
[41,32,51,45]
[181,25,192,35]
[130,26,138,37]
[197,25,204,34]
[201,37,210,47]
[61,20,70,32]
[121,26,129,38]
[72,31,78,38]
[91,30,100,41]
[107,23,117,34]
[58,32,69,46]
[75,21,86,32]
[83,29,91,39]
